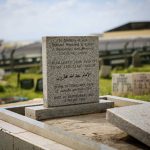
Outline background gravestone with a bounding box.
[132,73,150,95]
[112,74,133,96]
[20,79,34,89]
[99,65,111,78]
[42,36,99,107]
[112,73,150,96]
[35,78,43,92]
[0,69,5,80]
[131,51,141,67]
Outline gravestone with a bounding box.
[112,74,133,96]
[0,69,5,80]
[132,73,150,95]
[131,51,141,67]
[25,36,114,120]
[35,78,43,92]
[112,73,150,96]
[99,65,111,78]
[20,79,34,89]
[42,36,99,107]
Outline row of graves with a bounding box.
[0,36,150,150]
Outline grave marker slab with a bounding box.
[132,73,150,95]
[42,36,99,107]
[112,74,133,96]
[112,73,150,96]
[20,79,34,89]
[107,103,150,147]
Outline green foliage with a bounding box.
[112,65,150,74]
[0,85,5,92]
[26,66,41,74]
[99,78,111,95]
[0,73,43,100]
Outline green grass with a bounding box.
[112,65,150,74]
[0,73,43,100]
[99,78,111,95]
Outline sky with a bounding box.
[0,0,150,41]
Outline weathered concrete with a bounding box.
[0,120,72,150]
[25,100,114,120]
[1,96,150,150]
[0,108,115,150]
[107,103,150,147]
[104,95,148,107]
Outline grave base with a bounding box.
[107,103,150,147]
[25,100,114,120]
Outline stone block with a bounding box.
[107,103,150,147]
[112,74,133,95]
[25,100,114,120]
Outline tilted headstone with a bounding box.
[20,79,34,89]
[99,65,111,78]
[42,36,99,107]
[112,73,150,96]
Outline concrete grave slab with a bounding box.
[25,100,114,120]
[105,95,149,107]
[0,120,72,150]
[0,95,150,150]
[112,73,150,96]
[0,108,115,150]
[107,103,150,147]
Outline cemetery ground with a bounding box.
[0,64,150,104]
